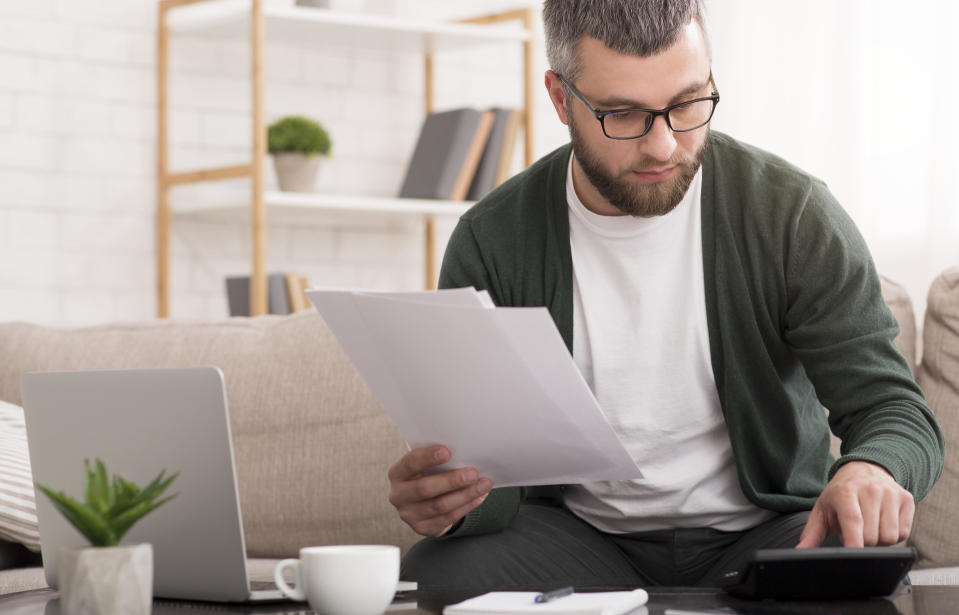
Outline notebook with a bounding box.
[21,367,413,604]
[444,589,649,615]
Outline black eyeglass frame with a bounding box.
[556,72,721,140]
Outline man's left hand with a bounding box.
[796,460,914,548]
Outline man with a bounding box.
[389,0,944,588]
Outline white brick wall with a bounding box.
[0,0,557,325]
[3,0,953,331]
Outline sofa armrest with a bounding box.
[880,275,919,373]
[909,267,959,568]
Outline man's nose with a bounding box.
[638,114,677,162]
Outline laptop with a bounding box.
[22,367,300,603]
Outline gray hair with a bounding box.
[543,0,709,82]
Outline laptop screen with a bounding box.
[22,367,254,602]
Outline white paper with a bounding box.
[444,590,649,615]
[307,287,642,487]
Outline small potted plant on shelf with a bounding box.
[268,115,332,193]
[37,459,178,615]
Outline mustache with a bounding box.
[630,156,694,174]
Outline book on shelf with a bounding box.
[226,273,311,317]
[466,107,521,201]
[284,273,312,313]
[399,108,495,201]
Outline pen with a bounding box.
[534,586,574,603]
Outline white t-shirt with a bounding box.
[563,156,774,533]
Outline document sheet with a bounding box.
[443,590,649,615]
[307,287,642,487]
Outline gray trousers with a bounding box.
[401,504,815,589]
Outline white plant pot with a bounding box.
[273,152,323,192]
[58,543,153,615]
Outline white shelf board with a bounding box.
[168,1,530,53]
[173,190,473,220]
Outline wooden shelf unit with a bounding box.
[156,0,535,317]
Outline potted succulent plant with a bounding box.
[38,459,178,615]
[268,115,332,192]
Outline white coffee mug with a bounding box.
[274,545,400,615]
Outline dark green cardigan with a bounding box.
[437,131,944,538]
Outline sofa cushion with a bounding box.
[880,275,919,372]
[0,310,419,558]
[0,565,45,595]
[0,401,39,554]
[909,267,959,568]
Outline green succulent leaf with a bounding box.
[107,471,177,520]
[137,471,179,504]
[38,485,118,547]
[83,461,96,515]
[38,460,178,548]
[117,477,140,499]
[84,459,113,516]
[109,478,142,517]
[110,495,178,543]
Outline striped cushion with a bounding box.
[0,400,40,552]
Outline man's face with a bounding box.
[569,108,710,218]
[550,22,714,217]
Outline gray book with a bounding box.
[399,108,494,200]
[466,108,517,201]
[225,273,291,317]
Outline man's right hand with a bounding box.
[388,445,493,537]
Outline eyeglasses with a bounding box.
[556,72,720,140]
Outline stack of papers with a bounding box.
[443,590,649,615]
[306,287,642,487]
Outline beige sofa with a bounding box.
[0,308,420,594]
[0,267,956,594]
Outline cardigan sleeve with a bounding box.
[781,183,944,500]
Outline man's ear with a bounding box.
[544,70,570,126]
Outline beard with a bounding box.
[569,115,710,218]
